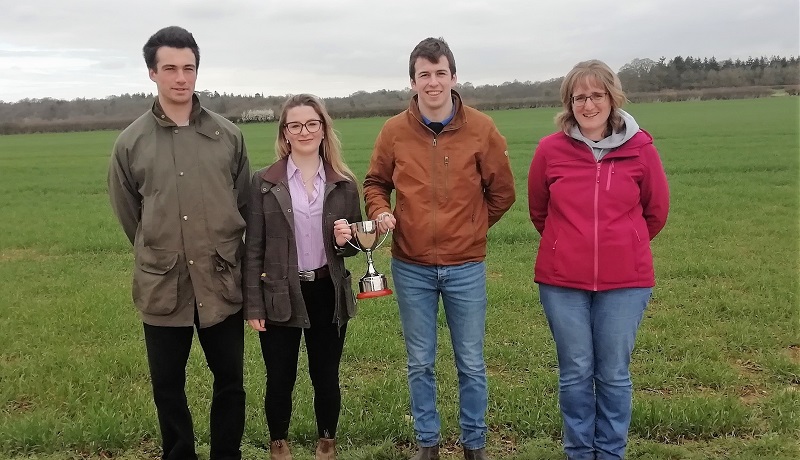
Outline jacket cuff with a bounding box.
[333,240,347,256]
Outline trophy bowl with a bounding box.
[347,220,393,299]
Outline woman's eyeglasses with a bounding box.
[284,119,323,134]
[572,92,608,106]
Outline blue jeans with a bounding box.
[392,258,489,450]
[538,284,651,460]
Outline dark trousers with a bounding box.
[258,277,347,440]
[143,309,245,460]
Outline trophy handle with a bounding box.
[376,226,391,249]
[345,238,361,251]
[343,220,363,251]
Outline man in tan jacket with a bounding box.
[108,26,249,460]
[364,37,515,460]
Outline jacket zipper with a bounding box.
[432,136,438,261]
[593,162,601,291]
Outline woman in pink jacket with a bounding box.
[528,60,669,460]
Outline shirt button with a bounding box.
[198,303,203,308]
[160,115,165,119]
[215,130,220,135]
[188,260,194,265]
[183,216,188,220]
[174,129,179,134]
[179,172,184,176]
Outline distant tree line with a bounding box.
[618,55,799,92]
[0,55,797,135]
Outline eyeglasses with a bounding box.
[284,119,323,135]
[572,92,608,106]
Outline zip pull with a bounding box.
[596,163,601,183]
[444,156,450,200]
[433,137,437,147]
[605,160,615,191]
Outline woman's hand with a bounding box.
[333,219,353,247]
[248,319,266,332]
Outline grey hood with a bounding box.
[569,109,640,161]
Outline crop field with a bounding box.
[0,97,797,459]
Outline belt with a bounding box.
[298,265,330,282]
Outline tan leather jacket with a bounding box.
[364,91,515,266]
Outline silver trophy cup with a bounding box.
[347,220,393,299]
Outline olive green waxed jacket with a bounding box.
[108,96,250,327]
[243,158,362,329]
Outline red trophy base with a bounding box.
[356,289,393,299]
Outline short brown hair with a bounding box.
[409,37,456,81]
[143,26,199,71]
[555,60,627,135]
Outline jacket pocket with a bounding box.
[536,226,559,275]
[471,198,489,246]
[133,247,180,315]
[630,215,654,277]
[342,270,357,318]
[551,230,593,284]
[262,278,291,322]
[214,239,243,303]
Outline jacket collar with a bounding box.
[259,156,349,186]
[408,89,467,132]
[562,129,652,160]
[151,94,222,140]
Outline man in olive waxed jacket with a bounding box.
[108,26,248,460]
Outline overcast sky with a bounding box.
[1,0,798,102]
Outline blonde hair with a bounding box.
[274,94,355,182]
[555,59,627,136]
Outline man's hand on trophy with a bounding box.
[376,212,396,233]
[333,219,353,247]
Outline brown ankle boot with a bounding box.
[411,445,440,460]
[463,447,490,460]
[270,439,292,460]
[315,438,336,460]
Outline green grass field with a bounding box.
[0,97,798,459]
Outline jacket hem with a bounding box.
[533,278,656,292]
